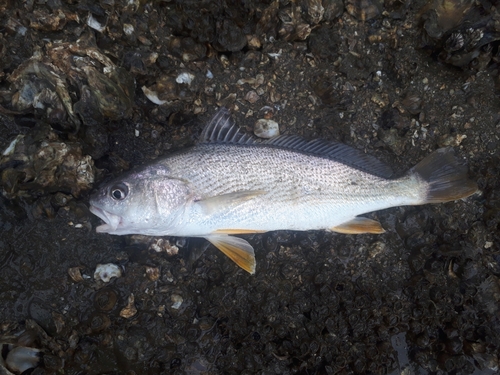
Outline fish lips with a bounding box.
[89,205,122,233]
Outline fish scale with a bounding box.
[89,108,478,274]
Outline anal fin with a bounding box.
[332,217,385,234]
[204,234,256,274]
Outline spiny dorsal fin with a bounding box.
[200,107,256,145]
[263,136,394,178]
[200,107,393,178]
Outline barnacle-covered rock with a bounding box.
[419,0,500,68]
[0,124,95,199]
[6,32,134,129]
[279,5,313,41]
[302,0,325,24]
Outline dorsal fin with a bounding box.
[200,108,393,178]
[200,108,256,145]
[263,136,394,178]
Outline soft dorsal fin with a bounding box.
[200,107,256,145]
[200,107,393,178]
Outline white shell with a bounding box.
[142,86,168,105]
[254,118,280,138]
[5,346,41,373]
[123,23,134,35]
[2,135,23,156]
[176,72,195,85]
[87,13,105,33]
[94,263,122,282]
[171,294,183,309]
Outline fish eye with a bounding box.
[110,183,129,200]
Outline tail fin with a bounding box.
[411,147,478,203]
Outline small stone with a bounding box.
[245,90,260,103]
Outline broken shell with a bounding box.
[68,266,84,282]
[323,0,345,21]
[401,94,422,115]
[94,263,122,283]
[254,118,280,138]
[89,313,111,332]
[171,294,183,309]
[259,106,275,119]
[87,13,106,33]
[145,266,160,281]
[3,346,42,373]
[345,0,383,21]
[305,0,325,24]
[149,239,179,255]
[0,124,95,199]
[120,294,137,319]
[176,72,195,85]
[94,288,118,311]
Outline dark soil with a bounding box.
[1,1,499,374]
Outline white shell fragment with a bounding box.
[149,238,179,255]
[141,86,168,105]
[171,294,183,309]
[4,346,41,373]
[2,135,24,156]
[254,118,280,138]
[176,72,195,85]
[87,13,105,33]
[94,263,122,282]
[122,23,134,36]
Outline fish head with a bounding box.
[89,167,191,235]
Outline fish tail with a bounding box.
[411,147,478,203]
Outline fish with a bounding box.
[89,108,478,274]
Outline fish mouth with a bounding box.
[89,205,122,233]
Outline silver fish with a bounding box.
[89,108,478,273]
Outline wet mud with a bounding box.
[1,1,499,374]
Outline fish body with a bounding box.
[90,108,477,273]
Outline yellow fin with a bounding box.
[204,235,256,274]
[213,229,267,234]
[197,190,266,215]
[332,217,385,234]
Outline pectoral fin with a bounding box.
[204,234,256,274]
[196,190,266,215]
[332,217,385,234]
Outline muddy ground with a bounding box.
[0,0,499,374]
